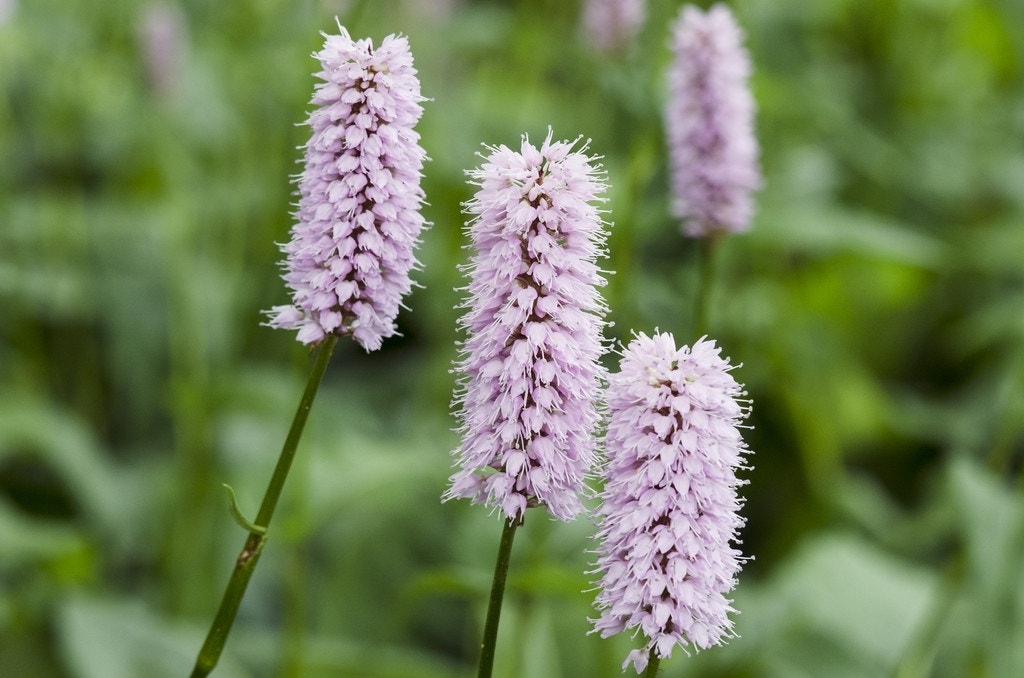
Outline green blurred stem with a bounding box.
[189,334,339,678]
[642,651,661,678]
[477,515,522,678]
[692,234,722,337]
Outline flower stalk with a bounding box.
[477,516,522,678]
[189,335,338,678]
[692,233,722,336]
[193,20,427,678]
[445,130,610,675]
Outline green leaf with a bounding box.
[945,457,1024,676]
[948,457,1024,601]
[57,596,252,678]
[222,484,266,536]
[755,203,947,269]
[0,398,122,537]
[761,532,937,674]
[0,500,88,571]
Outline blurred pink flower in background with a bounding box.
[137,2,187,100]
[665,4,760,237]
[581,0,646,53]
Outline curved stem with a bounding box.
[189,335,339,678]
[477,515,522,678]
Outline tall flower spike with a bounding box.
[446,131,610,522]
[267,24,428,351]
[582,0,646,54]
[592,332,750,673]
[666,4,760,237]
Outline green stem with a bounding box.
[692,234,721,337]
[477,515,522,678]
[642,649,661,678]
[189,334,339,678]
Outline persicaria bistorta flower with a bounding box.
[666,4,760,237]
[267,23,428,351]
[137,2,187,101]
[591,332,750,673]
[445,131,610,522]
[582,0,646,54]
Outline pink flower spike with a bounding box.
[582,0,646,54]
[666,4,760,237]
[266,23,428,351]
[591,331,751,673]
[445,131,611,522]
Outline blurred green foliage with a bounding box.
[2,0,1023,676]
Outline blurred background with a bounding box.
[2,0,1023,676]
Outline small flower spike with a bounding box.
[582,0,646,54]
[446,131,610,522]
[267,24,428,350]
[592,332,751,673]
[666,4,760,237]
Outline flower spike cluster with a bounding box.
[446,132,610,522]
[267,24,428,351]
[666,4,760,237]
[592,332,750,673]
[582,0,647,54]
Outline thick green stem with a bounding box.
[477,515,522,678]
[189,335,339,678]
[642,649,661,678]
